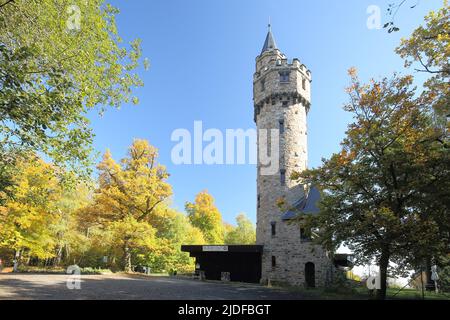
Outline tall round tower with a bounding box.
[254,25,331,286]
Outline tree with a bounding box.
[85,139,172,271]
[51,182,92,266]
[0,155,63,267]
[225,213,256,245]
[396,1,450,126]
[438,255,450,292]
[293,71,449,299]
[106,216,157,271]
[0,0,146,188]
[185,191,225,244]
[382,0,420,33]
[139,207,205,273]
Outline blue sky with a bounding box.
[88,0,442,225]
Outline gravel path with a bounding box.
[0,273,308,300]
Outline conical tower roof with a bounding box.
[261,24,277,54]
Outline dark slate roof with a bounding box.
[261,25,277,54]
[282,186,321,220]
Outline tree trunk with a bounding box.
[124,242,132,273]
[13,249,22,272]
[376,247,390,300]
[54,246,63,267]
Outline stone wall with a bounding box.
[254,49,333,287]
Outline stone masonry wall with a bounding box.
[254,49,333,287]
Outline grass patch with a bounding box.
[12,266,113,275]
[386,287,450,300]
[267,282,450,300]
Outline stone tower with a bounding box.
[254,25,332,287]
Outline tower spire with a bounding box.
[261,21,277,54]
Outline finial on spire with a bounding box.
[261,19,277,54]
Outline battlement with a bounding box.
[252,50,312,115]
[254,54,312,82]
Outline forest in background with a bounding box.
[0,139,256,273]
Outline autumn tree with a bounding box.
[186,191,225,244]
[0,155,63,268]
[294,71,449,300]
[225,213,256,245]
[395,1,450,281]
[85,139,172,271]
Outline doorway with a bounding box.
[305,262,315,288]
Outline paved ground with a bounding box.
[0,273,308,300]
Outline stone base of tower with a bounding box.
[257,218,338,288]
[260,244,337,287]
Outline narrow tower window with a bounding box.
[257,194,261,208]
[271,256,277,268]
[279,119,285,134]
[271,221,276,236]
[280,169,286,186]
[279,71,290,82]
[302,78,306,90]
[261,79,265,91]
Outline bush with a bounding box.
[79,267,112,275]
[324,271,358,294]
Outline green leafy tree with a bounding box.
[293,71,449,300]
[225,213,256,245]
[106,216,157,271]
[185,191,225,244]
[140,207,205,273]
[51,182,92,266]
[0,0,146,187]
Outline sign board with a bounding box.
[202,245,228,252]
